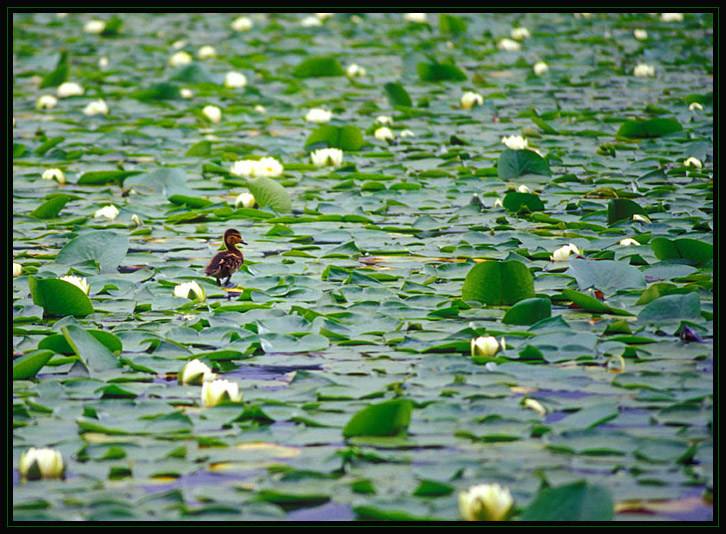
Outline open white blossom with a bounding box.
[230,157,283,178]
[180,88,194,99]
[83,99,109,116]
[533,61,549,75]
[197,45,217,59]
[375,115,393,125]
[461,91,483,110]
[551,243,582,262]
[510,27,530,40]
[60,275,90,294]
[619,238,640,247]
[400,129,415,137]
[57,82,84,98]
[42,168,65,184]
[688,102,704,111]
[310,147,344,167]
[235,192,256,209]
[13,262,23,277]
[305,108,332,123]
[254,105,266,114]
[83,19,106,34]
[19,448,65,481]
[459,483,514,521]
[633,28,648,40]
[224,71,247,88]
[516,184,533,194]
[301,15,322,27]
[633,63,655,77]
[179,359,215,385]
[684,157,702,168]
[168,50,192,67]
[98,56,109,68]
[660,13,683,22]
[346,63,366,78]
[94,205,119,220]
[403,13,428,23]
[374,126,395,142]
[36,94,58,110]
[201,378,242,407]
[501,135,528,150]
[315,13,334,20]
[471,336,504,358]
[173,280,206,301]
[498,38,522,52]
[202,105,222,123]
[231,16,253,32]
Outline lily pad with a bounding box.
[461,260,535,306]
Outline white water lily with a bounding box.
[36,94,58,110]
[684,157,702,168]
[375,115,393,125]
[305,108,332,123]
[83,19,106,34]
[316,13,334,20]
[230,157,283,178]
[498,38,521,51]
[231,15,253,32]
[94,204,119,220]
[60,275,90,294]
[179,359,215,385]
[180,88,194,99]
[551,243,582,262]
[98,56,109,68]
[459,483,514,521]
[42,168,65,184]
[235,192,256,209]
[201,378,242,407]
[632,213,651,223]
[633,28,648,40]
[19,447,65,481]
[660,13,683,22]
[254,104,266,114]
[168,50,192,67]
[224,71,247,88]
[461,91,483,110]
[83,98,109,116]
[197,45,217,59]
[310,147,344,167]
[633,63,655,77]
[523,398,547,416]
[492,197,504,208]
[688,102,704,111]
[202,105,222,124]
[346,63,366,78]
[173,280,206,301]
[516,184,532,194]
[510,27,530,40]
[230,159,258,178]
[471,336,503,358]
[533,61,549,75]
[13,262,23,277]
[501,135,528,150]
[374,126,395,142]
[301,15,322,27]
[57,82,84,98]
[619,238,640,247]
[130,214,144,227]
[400,129,415,137]
[403,13,428,23]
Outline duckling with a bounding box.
[205,228,246,287]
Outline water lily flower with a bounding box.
[180,88,194,99]
[130,213,144,227]
[683,157,702,168]
[60,275,90,294]
[201,378,242,407]
[632,213,651,223]
[83,19,106,34]
[510,27,530,40]
[316,13,334,20]
[224,71,247,88]
[404,13,428,23]
[94,204,119,220]
[179,358,215,385]
[492,197,504,208]
[310,147,344,167]
[19,447,65,481]
[498,38,522,52]
[633,63,655,77]
[459,483,514,521]
[471,336,503,358]
[256,157,284,177]
[688,102,704,111]
[533,61,549,75]
[197,45,217,59]
[231,15,253,32]
[36,94,58,110]
[501,135,528,150]
[516,184,533,193]
[13,262,23,277]
[254,105,266,114]
[375,115,394,125]
[57,82,84,98]
[461,91,483,110]
[171,40,187,50]
[230,159,258,178]
[173,280,206,301]
[98,56,109,68]
[374,126,395,142]
[619,237,640,246]
[660,12,683,22]
[202,105,222,124]
[168,50,192,67]
[235,192,256,209]
[523,398,547,416]
[551,243,582,262]
[42,168,65,184]
[301,15,322,27]
[633,28,648,40]
[346,63,366,78]
[83,99,109,116]
[305,108,332,123]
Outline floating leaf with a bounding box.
[30,195,71,219]
[502,297,551,325]
[497,148,551,180]
[38,329,123,355]
[607,198,648,224]
[520,480,614,521]
[246,176,292,213]
[62,324,122,375]
[56,230,129,271]
[342,399,413,437]
[293,55,344,78]
[417,59,467,81]
[650,237,713,266]
[13,350,55,380]
[168,62,215,83]
[123,167,193,197]
[438,13,467,35]
[616,117,683,139]
[502,191,545,213]
[39,49,69,89]
[638,292,701,322]
[561,288,634,316]
[566,258,646,293]
[304,124,366,151]
[77,170,143,185]
[27,276,94,317]
[383,82,413,107]
[462,260,535,306]
[132,82,180,101]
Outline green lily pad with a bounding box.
[13,349,55,380]
[498,148,551,180]
[650,237,713,266]
[55,230,129,272]
[293,55,344,78]
[343,399,413,437]
[304,124,366,151]
[462,260,535,306]
[246,176,292,213]
[27,276,94,317]
[502,296,551,325]
[520,480,614,521]
[616,117,683,139]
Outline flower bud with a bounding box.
[179,359,215,385]
[471,336,502,358]
[310,148,344,167]
[201,378,242,407]
[173,281,206,301]
[459,483,514,521]
[19,447,65,481]
[202,105,222,124]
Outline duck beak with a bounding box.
[240,239,248,245]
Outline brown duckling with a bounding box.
[205,228,246,287]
